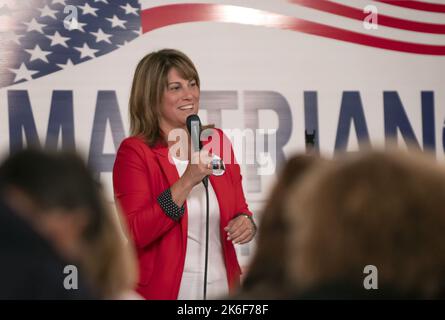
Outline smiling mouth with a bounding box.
[178,104,193,110]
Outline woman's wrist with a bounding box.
[236,213,257,234]
[177,174,194,193]
[157,188,185,221]
[170,176,193,207]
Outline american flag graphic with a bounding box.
[1,0,444,89]
[0,0,140,88]
[141,0,445,55]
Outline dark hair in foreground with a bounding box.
[0,149,137,298]
[0,149,103,238]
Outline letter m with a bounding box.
[8,90,75,152]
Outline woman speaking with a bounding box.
[113,49,256,300]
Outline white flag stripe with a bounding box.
[275,1,445,45]
[329,0,445,24]
[277,2,445,45]
[139,0,290,10]
[403,0,445,5]
[141,0,445,46]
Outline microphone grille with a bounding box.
[186,114,201,133]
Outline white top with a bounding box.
[173,157,229,300]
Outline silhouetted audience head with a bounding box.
[0,198,93,299]
[286,149,445,299]
[0,149,137,299]
[234,154,326,299]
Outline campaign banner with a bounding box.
[1,0,444,263]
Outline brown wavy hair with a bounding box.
[234,154,325,299]
[129,49,200,146]
[286,148,445,298]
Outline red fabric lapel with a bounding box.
[152,141,188,252]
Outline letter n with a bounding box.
[384,92,421,149]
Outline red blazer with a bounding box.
[113,128,253,300]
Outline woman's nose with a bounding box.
[182,86,194,100]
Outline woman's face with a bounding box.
[159,67,200,133]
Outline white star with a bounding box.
[51,0,66,5]
[2,31,21,45]
[106,15,126,29]
[74,42,98,59]
[91,28,112,44]
[24,18,45,33]
[10,63,38,82]
[75,21,87,32]
[46,31,70,47]
[64,19,87,32]
[57,58,75,70]
[25,44,51,63]
[120,3,138,16]
[79,3,98,17]
[94,0,108,4]
[39,4,57,19]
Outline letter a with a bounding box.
[363,5,378,30]
[63,265,78,290]
[363,265,378,289]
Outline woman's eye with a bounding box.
[190,81,197,87]
[170,86,180,91]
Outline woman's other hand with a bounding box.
[224,214,256,244]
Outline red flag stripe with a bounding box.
[374,0,445,13]
[289,0,445,34]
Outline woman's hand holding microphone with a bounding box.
[170,150,213,207]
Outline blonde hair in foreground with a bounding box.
[286,148,445,298]
[81,195,138,299]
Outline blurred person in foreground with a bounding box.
[0,149,139,299]
[286,148,445,299]
[0,196,92,299]
[232,154,326,299]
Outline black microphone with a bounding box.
[186,114,208,187]
[186,114,202,152]
[186,114,210,300]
